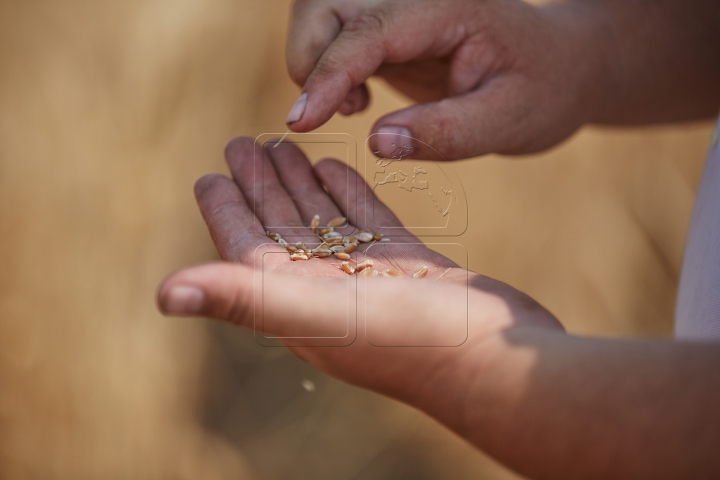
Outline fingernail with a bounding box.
[163,286,205,315]
[374,126,413,158]
[285,92,308,125]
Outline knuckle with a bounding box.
[205,198,239,221]
[342,11,387,36]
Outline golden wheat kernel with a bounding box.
[340,261,355,274]
[327,216,346,228]
[286,245,298,253]
[278,238,289,248]
[310,214,320,230]
[318,227,332,236]
[413,266,429,278]
[330,245,346,253]
[356,259,374,272]
[383,269,405,277]
[326,238,344,246]
[372,233,384,241]
[335,252,350,260]
[313,246,332,255]
[267,232,281,241]
[297,243,310,251]
[357,232,373,243]
[358,267,373,276]
[343,244,357,254]
[290,253,308,261]
[313,251,331,258]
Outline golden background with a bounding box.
[0,0,714,478]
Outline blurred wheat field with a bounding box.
[0,0,714,478]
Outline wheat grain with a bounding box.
[340,262,355,274]
[324,239,343,247]
[358,267,373,276]
[356,259,373,272]
[372,233,383,241]
[310,214,320,231]
[335,252,350,260]
[413,266,429,278]
[381,269,405,277]
[290,253,309,261]
[357,232,373,243]
[327,216,346,228]
[343,244,357,254]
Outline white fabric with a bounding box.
[675,117,720,340]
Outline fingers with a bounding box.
[285,0,342,87]
[157,262,354,338]
[369,77,577,159]
[224,137,305,230]
[264,141,345,224]
[338,83,370,116]
[194,174,270,263]
[287,3,457,132]
[314,158,408,234]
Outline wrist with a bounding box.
[540,2,620,125]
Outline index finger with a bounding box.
[287,2,459,132]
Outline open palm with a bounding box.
[197,137,463,283]
[159,136,562,432]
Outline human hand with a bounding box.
[284,0,608,159]
[157,137,563,430]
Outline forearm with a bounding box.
[445,329,720,479]
[558,0,720,125]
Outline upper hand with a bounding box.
[285,0,606,159]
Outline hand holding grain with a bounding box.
[157,136,562,422]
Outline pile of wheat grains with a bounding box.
[266,215,428,278]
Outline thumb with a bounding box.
[157,263,354,344]
[369,77,580,160]
[157,262,471,347]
